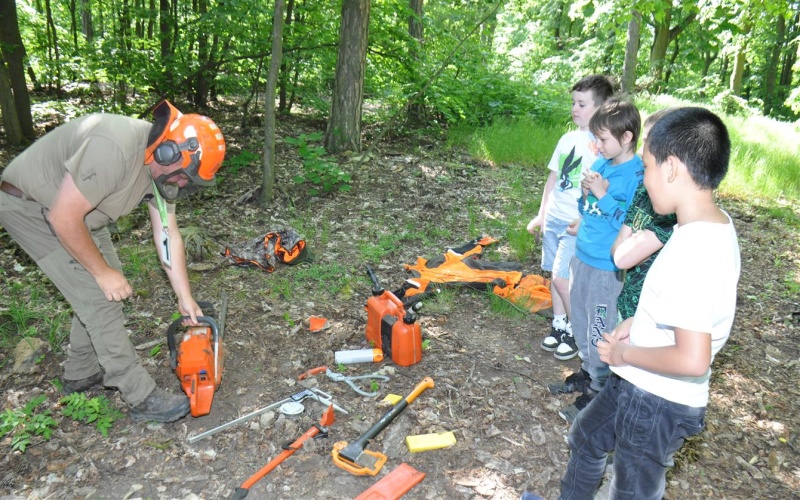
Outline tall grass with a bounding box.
[722,115,800,202]
[450,99,800,205]
[449,115,568,167]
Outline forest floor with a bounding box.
[1,102,799,500]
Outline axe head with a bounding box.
[331,441,387,476]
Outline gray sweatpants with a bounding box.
[0,192,155,406]
[569,257,624,392]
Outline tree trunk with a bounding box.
[45,0,62,94]
[194,0,210,107]
[729,49,745,95]
[664,37,680,84]
[0,0,35,141]
[0,53,24,145]
[261,0,285,207]
[649,10,671,82]
[621,10,640,94]
[407,0,424,123]
[325,0,370,153]
[80,0,94,41]
[649,9,696,84]
[764,14,785,115]
[278,0,294,114]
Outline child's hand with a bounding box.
[598,318,633,366]
[567,218,581,235]
[527,215,543,239]
[598,331,629,366]
[581,172,609,199]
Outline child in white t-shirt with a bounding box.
[527,75,613,361]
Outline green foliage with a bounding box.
[370,380,380,392]
[60,393,123,438]
[224,149,260,176]
[0,395,57,453]
[293,263,352,296]
[286,134,352,196]
[0,281,69,352]
[422,338,431,350]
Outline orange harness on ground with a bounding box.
[400,236,552,314]
[222,228,309,272]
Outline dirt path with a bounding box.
[1,114,798,499]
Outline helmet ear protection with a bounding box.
[153,136,200,166]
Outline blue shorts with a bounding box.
[541,214,576,280]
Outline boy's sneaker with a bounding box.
[540,326,566,352]
[554,332,579,360]
[559,389,597,424]
[548,368,591,395]
[129,388,190,423]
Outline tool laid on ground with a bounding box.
[365,266,423,367]
[168,293,227,417]
[298,365,390,398]
[332,377,434,476]
[354,463,426,500]
[231,404,335,500]
[187,387,346,444]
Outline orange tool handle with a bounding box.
[233,405,334,499]
[404,377,434,405]
[298,365,328,381]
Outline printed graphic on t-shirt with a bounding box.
[557,147,584,191]
[590,304,608,347]
[582,192,627,218]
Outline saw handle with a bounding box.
[167,316,219,370]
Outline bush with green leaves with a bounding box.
[0,394,57,453]
[60,393,123,438]
[286,133,352,195]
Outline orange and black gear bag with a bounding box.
[222,228,310,272]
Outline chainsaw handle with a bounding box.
[167,316,219,370]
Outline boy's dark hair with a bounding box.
[572,75,614,106]
[646,107,730,190]
[589,98,641,153]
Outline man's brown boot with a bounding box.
[129,387,190,423]
[63,371,104,395]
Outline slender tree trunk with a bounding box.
[80,0,94,41]
[764,14,785,115]
[262,0,285,206]
[407,0,424,123]
[277,0,294,114]
[45,0,62,94]
[0,0,35,141]
[69,0,79,51]
[325,0,370,153]
[649,11,671,82]
[664,37,680,84]
[194,0,210,107]
[621,10,640,94]
[0,53,24,145]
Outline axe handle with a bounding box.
[341,377,434,462]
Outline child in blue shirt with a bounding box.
[548,99,644,424]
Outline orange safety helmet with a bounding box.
[145,100,226,201]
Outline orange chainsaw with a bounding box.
[167,293,227,417]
